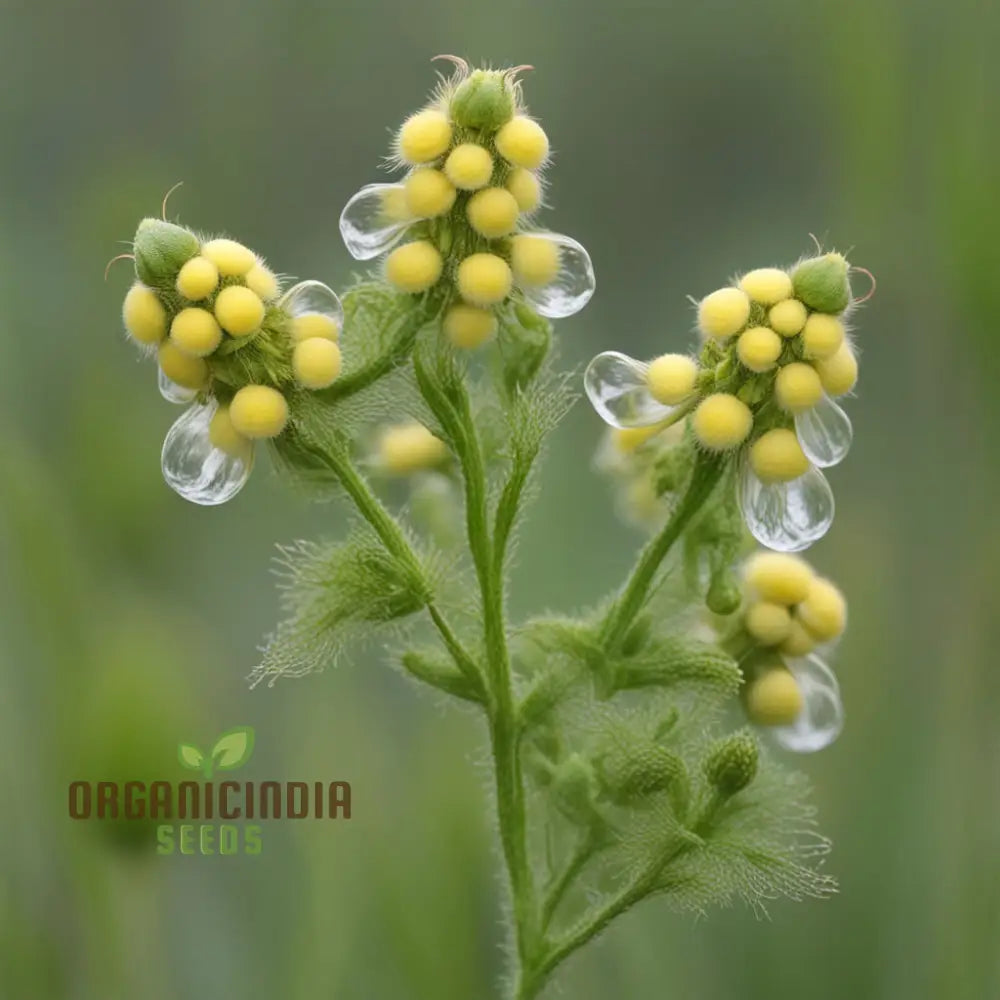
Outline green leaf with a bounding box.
[210,726,256,771]
[177,743,205,770]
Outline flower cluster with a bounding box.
[119,218,344,504]
[585,250,865,551]
[339,59,595,348]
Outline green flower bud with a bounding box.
[552,753,600,826]
[600,743,689,817]
[450,70,515,131]
[134,218,199,288]
[703,730,760,798]
[791,253,851,314]
[501,303,552,394]
[706,571,741,616]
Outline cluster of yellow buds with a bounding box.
[585,249,869,551]
[339,59,594,349]
[119,217,344,504]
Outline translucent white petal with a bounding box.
[772,654,844,752]
[738,462,834,552]
[161,401,253,506]
[280,279,345,329]
[339,183,410,260]
[584,352,673,429]
[795,393,853,468]
[158,367,196,405]
[517,232,595,318]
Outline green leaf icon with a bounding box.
[178,743,205,771]
[210,726,255,771]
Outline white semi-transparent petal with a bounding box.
[280,280,345,329]
[517,232,595,318]
[772,654,844,752]
[339,183,410,260]
[739,462,835,552]
[795,393,853,468]
[584,352,673,429]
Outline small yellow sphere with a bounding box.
[743,552,814,605]
[768,298,808,337]
[380,186,413,224]
[398,109,453,164]
[746,670,804,726]
[814,342,858,396]
[750,428,809,483]
[457,253,512,306]
[290,312,339,343]
[466,187,520,238]
[745,601,793,646]
[739,268,793,305]
[170,307,222,357]
[157,341,208,390]
[495,117,549,169]
[175,256,220,301]
[692,393,753,450]
[646,354,697,405]
[780,619,817,657]
[443,143,494,190]
[444,304,497,349]
[379,423,449,475]
[293,338,342,389]
[612,425,662,453]
[697,287,751,339]
[510,235,560,287]
[801,313,845,360]
[775,362,823,413]
[737,326,783,372]
[229,385,289,439]
[214,285,265,337]
[201,239,255,276]
[403,169,456,218]
[208,406,252,459]
[505,168,541,212]
[798,578,847,641]
[123,282,167,345]
[385,241,443,294]
[245,262,279,301]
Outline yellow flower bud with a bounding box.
[123,282,167,345]
[797,578,847,641]
[645,354,697,405]
[385,241,443,294]
[201,238,255,276]
[443,143,494,190]
[175,256,220,301]
[229,385,288,439]
[466,187,520,238]
[380,186,413,224]
[612,425,662,453]
[750,428,809,483]
[813,342,858,396]
[170,307,222,357]
[746,669,803,726]
[697,287,750,339]
[737,326,782,372]
[505,168,541,212]
[443,304,496,349]
[510,234,559,287]
[743,552,813,605]
[245,262,279,301]
[214,285,265,337]
[692,393,753,450]
[775,362,823,413]
[379,423,448,474]
[739,267,792,305]
[208,406,252,459]
[157,341,208,390]
[780,619,817,657]
[768,298,808,337]
[457,253,512,306]
[745,601,793,646]
[397,109,452,164]
[290,313,339,343]
[293,338,342,389]
[495,116,549,169]
[801,313,845,360]
[404,168,456,218]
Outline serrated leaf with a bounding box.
[210,726,255,770]
[177,743,205,770]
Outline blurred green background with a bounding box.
[2,0,998,997]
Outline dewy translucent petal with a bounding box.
[739,462,835,552]
[518,232,595,318]
[795,394,853,468]
[772,654,844,752]
[280,279,345,329]
[161,401,253,506]
[339,183,410,260]
[584,352,674,429]
[158,367,197,405]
